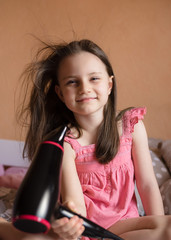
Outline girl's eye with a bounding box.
[91,77,100,81]
[66,80,78,85]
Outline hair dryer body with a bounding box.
[12,126,67,233]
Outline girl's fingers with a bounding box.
[51,216,84,239]
[51,217,69,230]
[51,202,85,239]
[62,216,84,237]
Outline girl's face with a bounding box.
[56,51,113,118]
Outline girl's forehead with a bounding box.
[58,51,107,77]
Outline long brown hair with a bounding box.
[18,39,123,164]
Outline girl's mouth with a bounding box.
[76,97,97,102]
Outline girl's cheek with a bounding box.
[98,85,109,94]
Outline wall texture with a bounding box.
[0,0,171,140]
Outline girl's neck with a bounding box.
[72,112,103,145]
[76,112,103,131]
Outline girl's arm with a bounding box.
[132,120,164,215]
[51,141,86,239]
[60,141,87,217]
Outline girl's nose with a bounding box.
[78,81,91,94]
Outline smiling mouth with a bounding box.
[76,97,97,102]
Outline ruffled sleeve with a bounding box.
[123,107,146,135]
[64,136,81,151]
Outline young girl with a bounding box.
[0,39,171,240]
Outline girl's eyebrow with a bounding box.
[62,75,77,81]
[88,72,102,76]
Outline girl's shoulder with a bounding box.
[64,127,82,151]
[117,107,146,135]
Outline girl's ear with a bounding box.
[55,85,64,102]
[108,75,113,95]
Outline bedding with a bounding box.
[160,140,171,173]
[0,187,17,221]
[0,166,27,221]
[136,138,171,215]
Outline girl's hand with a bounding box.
[50,201,85,240]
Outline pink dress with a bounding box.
[64,107,146,229]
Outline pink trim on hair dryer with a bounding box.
[42,141,64,152]
[12,215,51,233]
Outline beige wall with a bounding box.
[0,0,171,140]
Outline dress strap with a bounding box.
[122,107,146,136]
[64,136,81,151]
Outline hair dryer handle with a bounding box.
[54,204,123,240]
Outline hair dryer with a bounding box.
[12,125,123,239]
[12,126,68,234]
